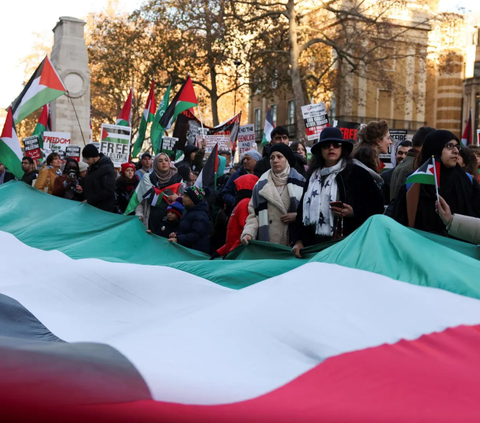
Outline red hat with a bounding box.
[121,162,136,176]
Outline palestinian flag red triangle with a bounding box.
[101,128,109,141]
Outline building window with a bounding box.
[270,104,277,126]
[254,108,261,131]
[288,101,295,125]
[475,61,480,77]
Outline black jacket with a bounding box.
[83,154,116,212]
[380,168,394,205]
[1,171,15,184]
[175,145,205,172]
[293,163,384,246]
[21,171,38,186]
[176,200,210,254]
[115,175,139,214]
[292,152,307,177]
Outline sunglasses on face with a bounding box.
[444,142,461,151]
[321,142,342,149]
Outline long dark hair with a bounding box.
[307,144,351,179]
[352,145,378,173]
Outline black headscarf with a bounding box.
[415,130,480,234]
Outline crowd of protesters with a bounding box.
[2,119,480,253]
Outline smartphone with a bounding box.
[330,201,343,208]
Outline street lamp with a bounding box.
[233,59,241,115]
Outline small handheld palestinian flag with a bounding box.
[406,156,440,204]
[146,183,183,208]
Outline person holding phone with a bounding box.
[292,127,384,258]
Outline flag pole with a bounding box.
[432,155,440,202]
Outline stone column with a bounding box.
[50,17,90,146]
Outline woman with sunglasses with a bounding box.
[391,130,480,235]
[292,128,384,257]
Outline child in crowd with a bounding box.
[159,200,184,238]
[168,186,210,253]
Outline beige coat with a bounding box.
[242,180,291,246]
[447,214,480,245]
[34,167,58,194]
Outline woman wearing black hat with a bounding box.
[241,143,306,247]
[391,130,480,234]
[292,127,384,257]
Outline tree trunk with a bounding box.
[287,0,307,142]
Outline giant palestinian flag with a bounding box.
[11,56,65,123]
[0,108,23,179]
[1,181,480,422]
[159,76,198,130]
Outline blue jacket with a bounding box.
[176,200,210,254]
[221,167,248,211]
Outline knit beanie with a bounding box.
[166,200,184,219]
[244,149,262,162]
[269,143,296,167]
[78,162,89,173]
[82,144,99,158]
[184,186,206,205]
[121,162,136,176]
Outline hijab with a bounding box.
[153,153,177,185]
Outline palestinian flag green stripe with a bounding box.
[406,173,435,185]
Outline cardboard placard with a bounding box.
[99,124,131,167]
[196,135,231,157]
[334,120,361,141]
[43,132,71,158]
[302,103,329,141]
[237,124,256,155]
[23,135,42,160]
[66,145,81,162]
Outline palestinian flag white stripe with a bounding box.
[1,230,480,408]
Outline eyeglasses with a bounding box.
[321,142,342,149]
[444,142,461,151]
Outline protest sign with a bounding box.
[476,129,480,146]
[66,145,81,162]
[302,103,329,141]
[99,124,131,167]
[23,135,42,160]
[196,135,231,158]
[209,112,241,150]
[160,136,179,159]
[334,120,361,140]
[43,131,71,158]
[237,124,256,155]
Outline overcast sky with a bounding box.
[1,0,479,110]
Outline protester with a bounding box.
[136,153,183,234]
[175,143,205,172]
[217,174,259,256]
[468,145,480,182]
[52,158,83,201]
[177,165,196,187]
[458,146,478,179]
[78,161,88,179]
[351,145,384,189]
[34,153,62,194]
[115,162,140,214]
[158,200,184,239]
[290,141,308,176]
[242,143,305,247]
[390,126,435,201]
[354,120,392,173]
[222,149,262,213]
[218,149,232,170]
[436,195,480,244]
[135,153,153,181]
[168,186,210,254]
[82,144,116,212]
[391,130,480,235]
[380,140,412,204]
[20,157,38,186]
[254,126,290,177]
[292,127,384,257]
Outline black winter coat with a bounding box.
[176,200,210,254]
[115,175,139,214]
[83,154,116,212]
[293,163,384,246]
